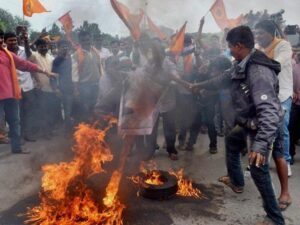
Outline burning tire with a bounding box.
[139,170,178,200]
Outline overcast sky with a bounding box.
[1,0,299,36]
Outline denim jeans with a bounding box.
[225,125,247,187]
[250,164,285,225]
[281,97,292,162]
[0,99,22,152]
[226,125,285,225]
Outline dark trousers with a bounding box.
[36,90,59,135]
[289,104,300,158]
[20,89,36,138]
[187,109,202,146]
[202,105,217,148]
[161,109,177,154]
[226,125,285,225]
[177,94,197,144]
[0,99,21,152]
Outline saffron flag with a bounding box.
[227,14,244,29]
[210,0,228,30]
[58,11,73,35]
[146,15,167,40]
[210,0,243,30]
[169,22,187,55]
[110,0,144,40]
[23,0,49,17]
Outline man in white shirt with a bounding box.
[28,38,57,139]
[255,20,293,211]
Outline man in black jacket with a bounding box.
[189,26,285,225]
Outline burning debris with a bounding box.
[129,161,205,200]
[25,117,126,225]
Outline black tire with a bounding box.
[139,170,178,200]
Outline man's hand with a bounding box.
[248,151,266,168]
[46,71,59,78]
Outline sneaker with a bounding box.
[255,216,276,225]
[287,163,292,177]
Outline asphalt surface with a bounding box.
[0,126,299,225]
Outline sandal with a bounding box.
[218,175,244,194]
[278,200,292,211]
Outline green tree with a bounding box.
[48,23,62,37]
[0,8,30,32]
[76,21,101,38]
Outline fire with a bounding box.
[144,170,164,186]
[25,117,126,225]
[170,169,204,199]
[129,161,204,199]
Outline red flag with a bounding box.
[146,15,167,40]
[210,0,228,30]
[23,0,49,17]
[169,22,187,55]
[110,0,144,40]
[58,11,73,36]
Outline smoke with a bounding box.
[14,0,300,36]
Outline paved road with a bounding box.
[0,128,299,225]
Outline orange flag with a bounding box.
[23,0,49,17]
[58,11,73,39]
[110,0,144,40]
[210,0,243,30]
[210,0,228,30]
[184,54,193,74]
[146,15,167,40]
[169,22,187,55]
[227,14,244,29]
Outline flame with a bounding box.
[129,162,204,199]
[26,117,126,225]
[170,169,203,199]
[144,170,164,186]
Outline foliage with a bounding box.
[0,8,30,32]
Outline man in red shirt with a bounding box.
[0,29,57,154]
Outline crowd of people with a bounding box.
[0,11,299,225]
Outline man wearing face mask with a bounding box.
[255,20,294,178]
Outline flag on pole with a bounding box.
[210,0,243,30]
[58,11,73,38]
[227,14,244,29]
[169,21,187,55]
[210,0,228,30]
[110,0,144,40]
[146,15,167,40]
[23,0,49,17]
